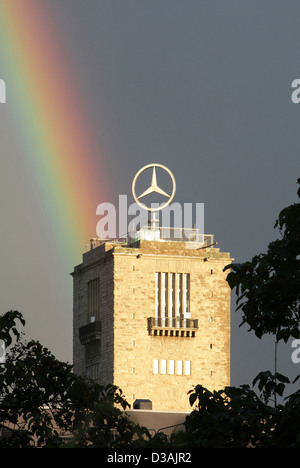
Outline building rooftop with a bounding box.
[71,225,232,275]
[88,226,216,251]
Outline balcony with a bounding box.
[79,320,101,345]
[147,317,198,337]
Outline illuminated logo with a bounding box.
[132,163,176,212]
[96,163,204,241]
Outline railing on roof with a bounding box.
[129,226,214,245]
[89,227,215,250]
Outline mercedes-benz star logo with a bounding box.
[132,163,176,212]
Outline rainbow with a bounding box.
[0,0,112,267]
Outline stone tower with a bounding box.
[72,228,232,412]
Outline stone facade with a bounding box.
[72,237,232,412]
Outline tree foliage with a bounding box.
[169,178,300,448]
[224,178,300,343]
[0,310,25,347]
[0,313,151,447]
[174,381,300,448]
[1,180,300,447]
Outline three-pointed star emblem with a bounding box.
[132,163,176,212]
[137,166,170,200]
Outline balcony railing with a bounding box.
[147,317,198,337]
[79,320,101,345]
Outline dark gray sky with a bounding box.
[1,1,300,393]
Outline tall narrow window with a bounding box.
[187,274,190,313]
[169,273,175,321]
[153,359,159,374]
[155,273,160,321]
[164,273,168,322]
[183,273,187,315]
[177,360,183,375]
[86,363,100,380]
[169,360,175,375]
[176,273,182,317]
[161,273,168,325]
[87,278,100,322]
[183,273,190,317]
[161,359,167,374]
[155,272,190,326]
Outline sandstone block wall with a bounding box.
[72,239,232,412]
